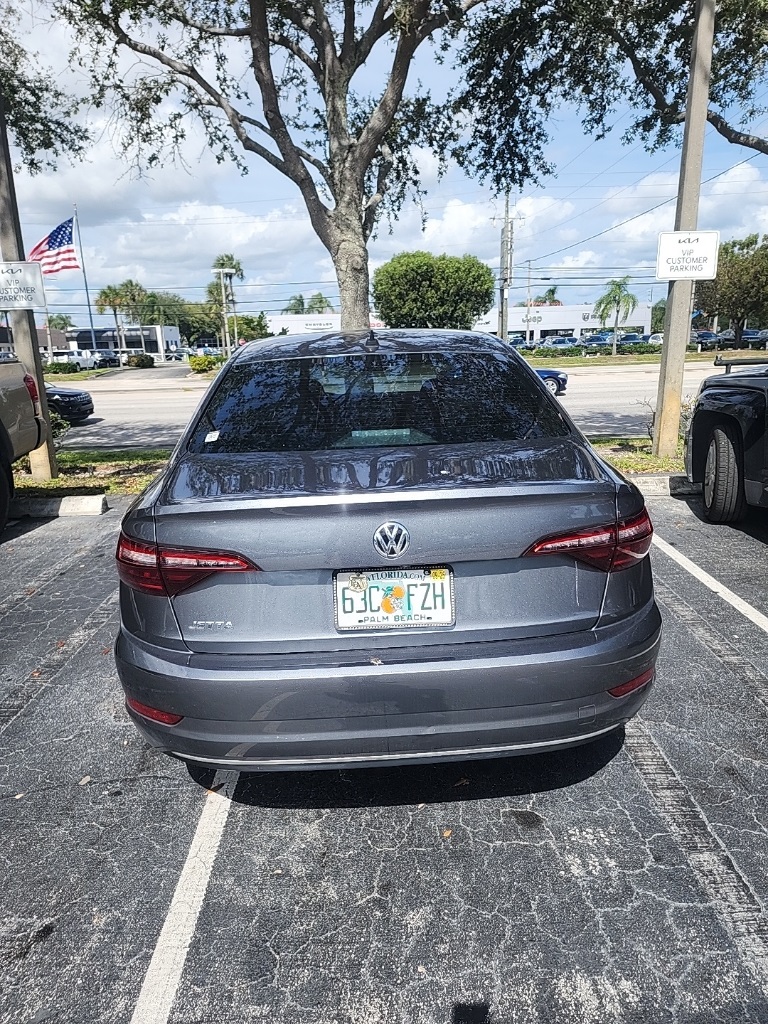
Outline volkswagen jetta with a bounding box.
[115,330,661,771]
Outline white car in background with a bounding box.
[46,349,101,371]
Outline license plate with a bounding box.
[333,567,454,630]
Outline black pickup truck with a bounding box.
[686,357,768,522]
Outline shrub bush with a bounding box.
[615,343,662,355]
[127,354,155,368]
[188,354,225,373]
[44,362,80,374]
[530,346,584,358]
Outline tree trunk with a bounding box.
[613,307,619,357]
[328,201,371,330]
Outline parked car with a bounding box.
[541,336,579,350]
[714,329,760,349]
[94,352,120,368]
[44,382,94,424]
[0,351,17,362]
[694,331,718,348]
[686,356,768,522]
[0,363,44,533]
[757,329,768,347]
[536,368,568,395]
[46,349,101,371]
[114,328,661,773]
[618,333,642,344]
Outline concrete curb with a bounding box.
[10,494,109,518]
[628,474,701,497]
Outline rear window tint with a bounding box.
[187,351,571,454]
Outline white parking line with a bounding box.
[653,534,768,635]
[129,770,240,1024]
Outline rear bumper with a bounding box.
[115,600,662,771]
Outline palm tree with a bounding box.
[533,285,561,306]
[119,279,149,351]
[48,314,74,331]
[593,277,638,357]
[282,294,306,314]
[306,292,335,313]
[95,284,125,350]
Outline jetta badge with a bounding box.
[373,521,410,559]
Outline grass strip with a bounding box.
[13,448,172,497]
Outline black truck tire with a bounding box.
[702,423,747,523]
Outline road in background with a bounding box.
[61,362,724,448]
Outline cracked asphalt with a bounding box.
[1,492,767,1024]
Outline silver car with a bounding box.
[115,330,661,771]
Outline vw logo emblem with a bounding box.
[373,521,410,559]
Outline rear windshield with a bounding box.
[187,351,571,454]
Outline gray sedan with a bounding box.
[115,329,661,772]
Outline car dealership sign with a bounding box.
[0,262,45,309]
[656,231,719,280]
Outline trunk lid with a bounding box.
[151,440,618,654]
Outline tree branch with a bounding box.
[102,12,329,196]
[268,30,322,84]
[247,1,332,238]
[169,7,251,37]
[341,0,356,66]
[363,141,393,240]
[705,110,768,155]
[238,111,333,185]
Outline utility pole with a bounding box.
[0,94,57,479]
[498,193,510,340]
[653,0,716,457]
[526,260,532,344]
[213,268,236,357]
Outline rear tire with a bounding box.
[74,364,81,372]
[702,423,747,523]
[543,378,559,395]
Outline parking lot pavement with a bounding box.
[1,495,766,1024]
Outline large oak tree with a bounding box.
[32,1,768,329]
[52,0,488,329]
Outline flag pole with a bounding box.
[73,203,97,350]
[43,291,54,363]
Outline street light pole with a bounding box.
[212,268,237,357]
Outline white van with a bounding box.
[47,349,101,371]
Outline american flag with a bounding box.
[28,218,80,275]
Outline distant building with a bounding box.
[266,314,385,335]
[64,325,181,359]
[476,303,653,342]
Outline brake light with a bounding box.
[23,373,39,403]
[525,508,653,572]
[608,667,655,698]
[116,532,257,596]
[126,698,183,726]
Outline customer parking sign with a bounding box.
[656,231,719,280]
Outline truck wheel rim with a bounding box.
[704,439,716,507]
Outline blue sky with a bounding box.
[12,8,768,329]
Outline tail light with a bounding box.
[23,373,39,403]
[525,508,653,572]
[126,698,183,726]
[116,533,257,596]
[608,667,655,698]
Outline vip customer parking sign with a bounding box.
[656,231,720,280]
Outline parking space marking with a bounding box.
[653,535,768,635]
[129,770,240,1024]
[0,588,119,733]
[626,722,768,989]
[654,578,768,712]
